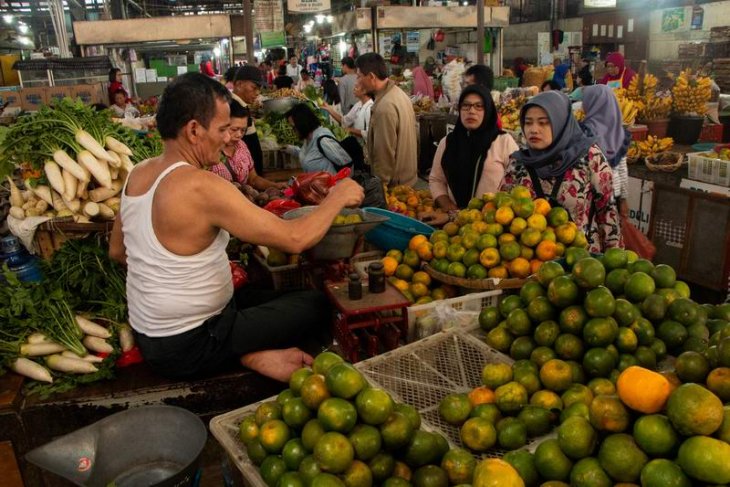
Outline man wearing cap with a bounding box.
[231,66,265,175]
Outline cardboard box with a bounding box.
[20,87,47,111]
[46,85,73,105]
[71,83,105,106]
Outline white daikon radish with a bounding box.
[25,208,43,217]
[96,203,114,220]
[35,199,49,212]
[61,350,104,363]
[27,332,54,344]
[22,201,35,210]
[51,190,67,211]
[9,207,24,219]
[74,215,91,223]
[106,135,133,156]
[43,160,65,196]
[118,324,135,352]
[10,358,53,383]
[56,209,74,218]
[53,149,89,182]
[82,336,113,354]
[6,176,23,207]
[103,196,121,213]
[20,342,66,356]
[75,316,111,339]
[83,201,99,218]
[62,196,81,213]
[106,149,121,168]
[109,165,119,180]
[27,182,53,206]
[46,354,98,374]
[88,179,123,203]
[119,153,135,173]
[62,169,77,202]
[78,150,112,189]
[76,130,116,163]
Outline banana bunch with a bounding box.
[618,97,639,126]
[573,108,585,122]
[672,69,712,115]
[636,135,674,158]
[627,141,641,161]
[641,95,673,121]
[627,74,659,101]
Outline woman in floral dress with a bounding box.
[501,91,621,253]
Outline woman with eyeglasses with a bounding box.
[210,100,287,190]
[422,85,518,226]
[501,91,621,253]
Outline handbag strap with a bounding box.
[525,166,565,204]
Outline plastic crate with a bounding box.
[687,151,730,187]
[358,330,526,458]
[252,253,308,291]
[493,77,519,91]
[406,290,502,342]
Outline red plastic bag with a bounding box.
[264,198,301,217]
[230,261,248,289]
[292,168,351,205]
[116,346,144,367]
[621,214,656,260]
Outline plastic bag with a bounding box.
[292,168,351,205]
[621,214,656,260]
[264,198,301,217]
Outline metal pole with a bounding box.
[244,0,255,64]
[477,1,484,65]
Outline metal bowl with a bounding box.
[26,405,207,487]
[283,207,389,261]
[262,97,299,115]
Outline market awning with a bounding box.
[12,56,112,72]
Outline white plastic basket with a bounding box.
[406,290,502,342]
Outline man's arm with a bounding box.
[109,214,127,266]
[202,171,364,254]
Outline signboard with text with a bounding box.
[260,31,286,48]
[287,0,331,13]
[254,0,284,33]
[584,0,616,7]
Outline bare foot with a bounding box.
[241,347,314,382]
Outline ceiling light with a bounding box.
[315,14,325,24]
[18,24,28,34]
[19,36,32,46]
[304,24,312,34]
[3,15,13,24]
[213,46,221,57]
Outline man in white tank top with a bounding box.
[110,73,364,382]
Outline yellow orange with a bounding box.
[498,233,517,246]
[468,386,496,407]
[535,240,558,261]
[412,271,432,287]
[443,222,460,236]
[541,229,557,242]
[392,279,410,292]
[495,207,515,226]
[530,259,543,274]
[416,242,434,260]
[572,231,588,249]
[534,198,551,216]
[488,265,509,279]
[433,241,448,259]
[472,221,488,234]
[509,257,531,279]
[409,234,428,251]
[479,248,501,268]
[510,185,532,200]
[382,256,399,276]
[555,242,566,257]
[527,214,548,232]
[555,222,577,245]
[520,246,534,261]
[509,217,527,235]
[406,195,419,208]
[410,282,430,298]
[520,228,542,248]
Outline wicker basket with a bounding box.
[644,151,684,172]
[423,264,531,290]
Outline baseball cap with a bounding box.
[234,65,262,86]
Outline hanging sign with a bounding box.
[254,0,285,33]
[406,31,420,54]
[287,0,331,13]
[661,8,687,33]
[260,31,286,48]
[584,0,616,7]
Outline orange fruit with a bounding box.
[509,217,528,235]
[395,264,414,282]
[540,359,574,392]
[382,257,399,277]
[443,222,459,236]
[301,374,332,410]
[616,366,671,414]
[416,242,434,261]
[520,245,534,261]
[410,282,430,298]
[556,222,578,245]
[510,185,532,200]
[409,235,428,251]
[589,395,630,433]
[406,195,419,208]
[520,228,542,248]
[534,198,551,216]
[530,259,543,274]
[412,271,431,287]
[509,257,531,279]
[314,431,355,473]
[468,386,496,407]
[498,233,516,245]
[260,419,291,453]
[500,241,521,261]
[495,206,515,226]
[536,240,557,261]
[386,249,403,263]
[527,213,548,232]
[479,248,501,268]
[547,207,569,227]
[488,266,509,279]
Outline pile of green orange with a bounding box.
[477,248,730,381]
[381,243,458,305]
[383,186,589,284]
[239,351,478,487]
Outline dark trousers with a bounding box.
[135,288,331,379]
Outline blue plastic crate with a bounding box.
[363,207,435,251]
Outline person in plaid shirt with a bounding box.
[210,100,286,191]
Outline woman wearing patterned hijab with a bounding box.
[502,91,621,253]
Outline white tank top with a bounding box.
[121,162,233,337]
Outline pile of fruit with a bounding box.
[672,69,712,116]
[385,186,433,218]
[412,97,435,115]
[697,145,730,161]
[266,88,308,101]
[263,247,301,268]
[381,245,456,305]
[625,74,673,122]
[627,135,674,161]
[236,351,496,487]
[385,186,588,284]
[498,95,527,132]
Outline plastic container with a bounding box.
[283,208,389,261]
[363,208,435,252]
[687,151,730,187]
[668,115,704,145]
[406,290,502,342]
[627,124,648,141]
[0,235,43,282]
[252,253,307,291]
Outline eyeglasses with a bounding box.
[459,103,485,112]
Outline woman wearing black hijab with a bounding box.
[423,85,519,226]
[501,91,621,253]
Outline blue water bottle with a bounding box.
[0,235,43,282]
